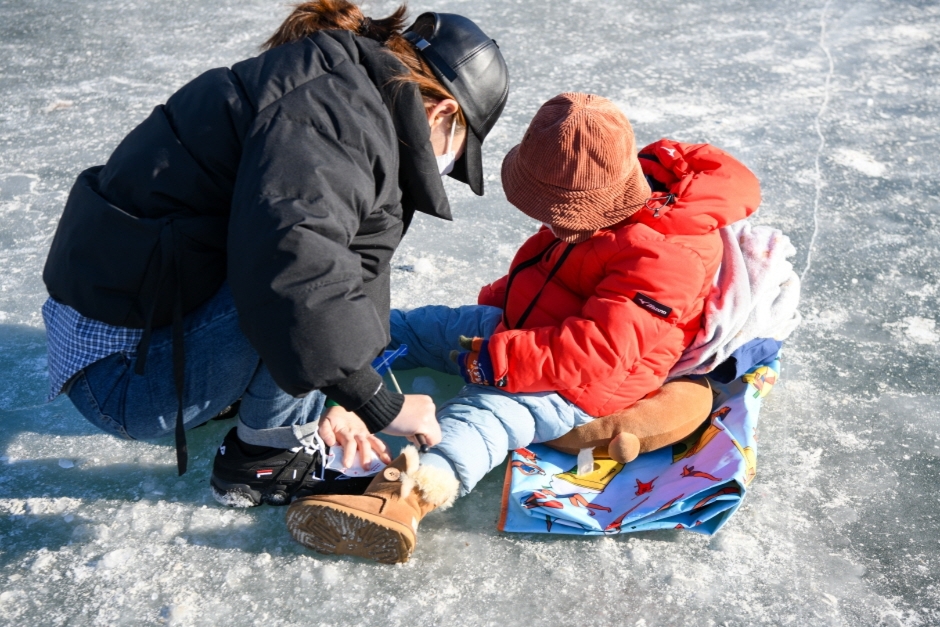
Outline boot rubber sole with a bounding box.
[286,499,416,564]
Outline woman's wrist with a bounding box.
[353,385,405,433]
[320,365,405,433]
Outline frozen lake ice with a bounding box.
[2,0,939,624]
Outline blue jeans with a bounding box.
[68,284,325,441]
[390,305,593,496]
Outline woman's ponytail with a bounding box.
[264,1,466,128]
[263,0,405,50]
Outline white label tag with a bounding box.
[577,448,595,476]
[324,446,387,477]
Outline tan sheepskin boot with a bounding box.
[545,377,714,463]
[285,446,459,564]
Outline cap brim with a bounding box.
[447,125,484,196]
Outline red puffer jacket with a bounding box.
[477,139,761,416]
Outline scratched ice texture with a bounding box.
[1,0,939,625]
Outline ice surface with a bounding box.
[2,0,940,624]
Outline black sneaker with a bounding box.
[210,427,372,507]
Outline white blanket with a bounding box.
[669,221,801,379]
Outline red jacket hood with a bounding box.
[628,139,761,235]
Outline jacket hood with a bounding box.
[628,139,761,235]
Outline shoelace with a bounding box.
[292,431,327,482]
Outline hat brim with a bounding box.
[447,125,484,196]
[501,143,649,237]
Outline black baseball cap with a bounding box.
[404,13,509,196]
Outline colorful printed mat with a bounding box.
[498,356,779,536]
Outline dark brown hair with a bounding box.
[264,0,466,127]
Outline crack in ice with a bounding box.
[800,0,835,285]
[789,5,835,623]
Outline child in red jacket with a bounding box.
[290,92,761,563]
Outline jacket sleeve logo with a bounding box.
[632,292,672,318]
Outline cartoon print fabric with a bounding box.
[498,356,778,536]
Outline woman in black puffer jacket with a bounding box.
[41,0,509,505]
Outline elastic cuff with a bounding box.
[322,366,385,411]
[354,386,405,433]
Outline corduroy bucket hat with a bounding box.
[405,13,509,196]
[501,93,651,243]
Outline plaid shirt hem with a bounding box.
[42,298,142,401]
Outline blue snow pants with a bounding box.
[389,305,594,496]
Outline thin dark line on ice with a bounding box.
[790,4,833,622]
[800,0,834,285]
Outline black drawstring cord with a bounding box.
[502,239,574,330]
[134,222,175,376]
[132,219,188,475]
[172,236,187,476]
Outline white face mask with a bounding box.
[436,117,458,176]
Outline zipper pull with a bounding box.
[644,193,676,218]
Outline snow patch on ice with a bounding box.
[0,590,29,621]
[98,548,136,569]
[889,24,932,42]
[0,173,39,200]
[832,148,887,177]
[210,485,257,508]
[616,99,716,125]
[412,257,435,275]
[42,100,74,113]
[884,317,939,346]
[802,307,849,330]
[902,317,938,345]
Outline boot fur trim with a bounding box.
[411,463,459,511]
[395,446,460,510]
[397,446,419,499]
[400,445,420,474]
[412,464,459,510]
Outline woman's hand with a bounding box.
[380,394,442,449]
[318,405,392,468]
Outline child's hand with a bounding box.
[454,335,498,386]
[318,405,392,468]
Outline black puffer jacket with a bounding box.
[43,30,453,431]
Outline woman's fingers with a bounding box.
[340,433,358,469]
[318,418,337,447]
[318,407,392,469]
[355,433,372,467]
[418,419,443,447]
[369,436,392,464]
